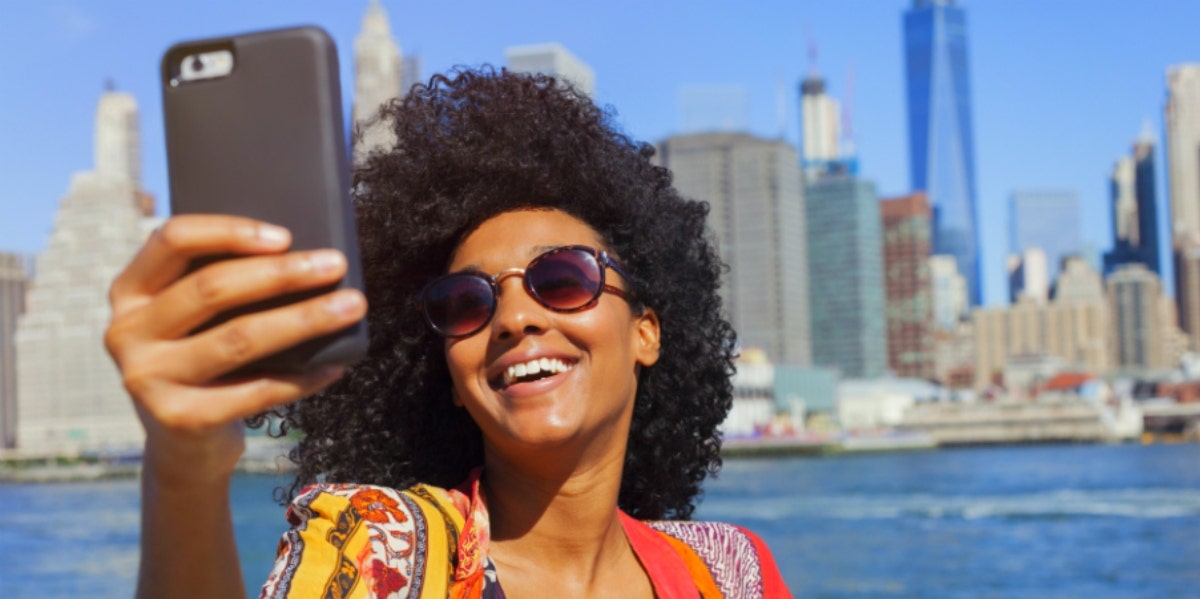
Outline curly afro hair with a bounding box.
[275,66,737,520]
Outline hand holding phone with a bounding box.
[160,26,368,374]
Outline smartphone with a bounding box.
[161,26,368,375]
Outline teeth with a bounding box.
[503,358,573,386]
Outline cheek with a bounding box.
[444,339,484,390]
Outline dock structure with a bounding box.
[900,399,1143,445]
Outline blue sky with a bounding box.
[1,1,1197,306]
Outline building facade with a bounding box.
[805,176,887,377]
[1007,248,1049,304]
[352,0,403,161]
[1053,256,1106,303]
[1167,65,1200,350]
[1107,264,1174,370]
[505,43,595,98]
[903,0,981,306]
[1174,245,1200,351]
[0,253,27,449]
[880,193,935,379]
[657,133,811,365]
[1103,132,1161,277]
[799,72,841,179]
[973,258,1111,389]
[929,254,968,330]
[1009,190,1080,282]
[1166,64,1200,246]
[15,91,153,453]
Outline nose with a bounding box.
[489,270,550,340]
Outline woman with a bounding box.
[106,68,789,598]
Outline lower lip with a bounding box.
[499,367,575,399]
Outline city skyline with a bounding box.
[2,1,1199,307]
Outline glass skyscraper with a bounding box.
[805,176,887,378]
[904,0,981,305]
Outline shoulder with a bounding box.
[646,520,791,599]
[287,481,464,529]
[261,482,466,599]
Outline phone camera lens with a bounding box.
[189,55,204,74]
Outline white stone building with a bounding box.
[15,90,154,453]
[352,0,403,161]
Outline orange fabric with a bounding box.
[618,511,700,599]
[657,532,724,598]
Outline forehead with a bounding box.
[447,208,606,272]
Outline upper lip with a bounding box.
[487,347,579,389]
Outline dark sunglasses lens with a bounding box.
[528,249,602,310]
[424,275,494,336]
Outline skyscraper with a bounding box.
[505,43,595,98]
[657,133,811,365]
[352,0,403,161]
[929,254,968,330]
[1007,248,1049,304]
[903,0,981,305]
[0,253,27,449]
[1009,190,1080,282]
[1166,64,1200,246]
[1166,65,1200,350]
[1102,131,1160,277]
[1107,264,1174,370]
[15,90,153,452]
[880,193,935,379]
[1054,256,1105,304]
[805,176,887,378]
[799,71,841,180]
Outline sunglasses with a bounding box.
[420,245,638,338]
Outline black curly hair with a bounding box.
[275,66,737,520]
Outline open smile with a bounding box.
[489,357,578,391]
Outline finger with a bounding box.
[133,249,348,339]
[150,367,347,434]
[172,288,367,383]
[110,215,292,313]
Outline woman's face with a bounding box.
[443,208,660,461]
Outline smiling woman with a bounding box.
[104,67,790,598]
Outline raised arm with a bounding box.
[104,215,367,599]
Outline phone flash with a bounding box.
[174,50,235,85]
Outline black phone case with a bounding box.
[161,26,368,374]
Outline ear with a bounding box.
[633,307,661,368]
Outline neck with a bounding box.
[482,446,631,582]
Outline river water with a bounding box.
[2,443,1199,597]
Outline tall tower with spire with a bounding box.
[352,0,403,162]
[15,87,157,453]
[94,82,140,185]
[903,0,982,307]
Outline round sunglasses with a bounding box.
[420,245,638,338]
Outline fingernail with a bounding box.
[311,250,346,274]
[257,224,290,246]
[326,290,364,316]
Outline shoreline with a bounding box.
[6,435,1195,483]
